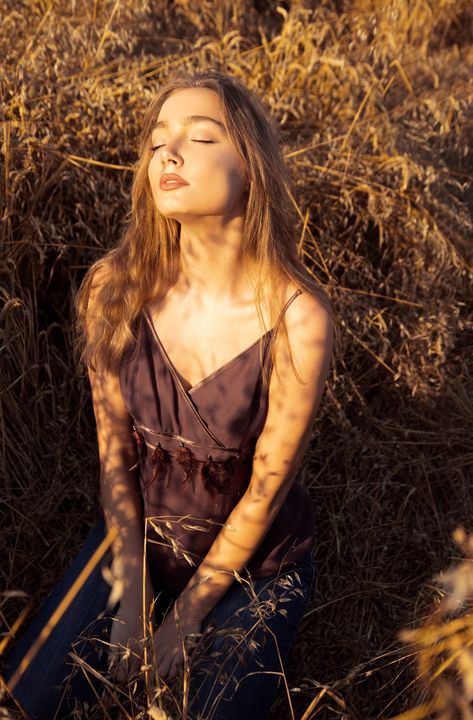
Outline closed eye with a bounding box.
[151,140,215,152]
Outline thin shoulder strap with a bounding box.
[273,288,303,332]
[281,288,303,314]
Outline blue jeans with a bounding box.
[2,518,314,719]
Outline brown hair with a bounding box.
[75,68,333,383]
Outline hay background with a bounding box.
[1,0,472,717]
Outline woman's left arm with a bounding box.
[154,292,333,677]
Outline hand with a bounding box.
[153,605,202,681]
[108,598,151,682]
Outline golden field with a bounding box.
[1,1,472,717]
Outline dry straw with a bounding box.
[1,0,472,717]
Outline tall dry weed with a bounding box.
[0,0,472,717]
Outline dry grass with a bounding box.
[0,0,472,717]
[390,528,473,720]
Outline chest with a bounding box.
[146,299,271,390]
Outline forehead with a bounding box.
[157,87,224,123]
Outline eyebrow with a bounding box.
[152,115,226,132]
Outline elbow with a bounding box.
[244,473,295,521]
[245,450,301,519]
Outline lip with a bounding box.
[159,173,189,190]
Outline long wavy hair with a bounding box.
[75,69,333,383]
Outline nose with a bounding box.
[160,145,182,168]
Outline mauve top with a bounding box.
[118,288,315,594]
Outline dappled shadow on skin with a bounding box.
[54,290,320,717]
[1,286,326,719]
[1,235,329,719]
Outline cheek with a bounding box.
[213,153,247,195]
[226,166,247,199]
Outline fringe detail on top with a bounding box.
[132,428,145,464]
[175,443,196,490]
[201,454,244,496]
[132,429,253,496]
[150,442,171,488]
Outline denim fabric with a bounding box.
[189,556,314,719]
[2,517,314,720]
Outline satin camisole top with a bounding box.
[119,288,315,593]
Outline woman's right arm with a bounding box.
[85,271,153,672]
[88,363,151,605]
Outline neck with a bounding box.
[176,216,257,302]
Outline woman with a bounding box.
[3,69,333,719]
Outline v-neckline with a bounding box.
[143,308,273,395]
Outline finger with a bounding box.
[169,657,179,680]
[108,644,138,682]
[108,651,128,681]
[114,656,142,684]
[184,632,200,657]
[126,648,143,678]
[167,650,182,681]
[113,660,129,683]
[107,647,121,673]
[157,653,173,681]
[156,659,168,681]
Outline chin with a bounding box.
[156,204,229,222]
[156,205,191,221]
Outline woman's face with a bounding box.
[148,87,249,222]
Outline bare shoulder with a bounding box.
[284,285,333,346]
[273,285,334,387]
[251,286,334,497]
